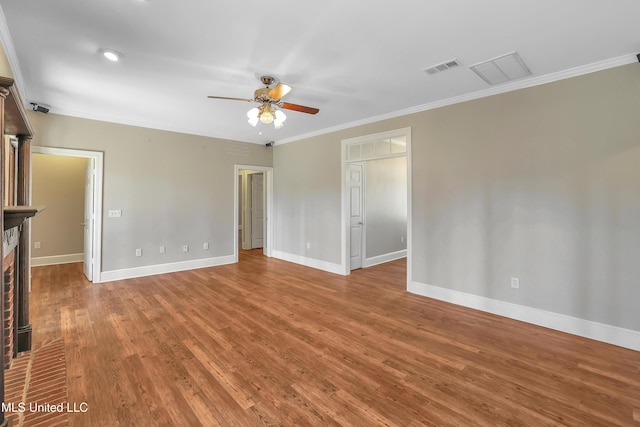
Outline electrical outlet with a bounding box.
[511,277,520,289]
[306,242,311,249]
[34,241,41,249]
[203,242,209,250]
[400,236,404,243]
[183,245,189,252]
[135,248,142,257]
[159,246,166,254]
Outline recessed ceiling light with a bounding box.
[100,48,122,62]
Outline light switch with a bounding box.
[108,209,122,218]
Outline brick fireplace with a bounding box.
[2,206,39,372]
[3,250,14,370]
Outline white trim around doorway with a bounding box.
[233,164,273,261]
[30,146,104,283]
[340,127,412,285]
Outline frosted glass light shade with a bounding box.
[274,109,286,129]
[247,107,259,126]
[260,109,274,124]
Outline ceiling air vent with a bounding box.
[469,51,532,85]
[423,59,461,75]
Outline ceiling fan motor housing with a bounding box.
[254,87,272,101]
[208,75,319,116]
[260,75,276,86]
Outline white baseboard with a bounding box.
[363,249,407,268]
[32,253,84,267]
[272,250,346,275]
[409,281,640,352]
[99,255,236,283]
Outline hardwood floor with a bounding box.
[28,250,639,426]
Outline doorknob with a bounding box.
[81,222,86,226]
[358,221,364,225]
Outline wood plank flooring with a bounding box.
[28,250,640,426]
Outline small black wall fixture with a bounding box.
[30,103,49,114]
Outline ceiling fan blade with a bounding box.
[280,102,319,115]
[268,83,292,100]
[207,96,255,102]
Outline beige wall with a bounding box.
[410,63,640,331]
[365,156,407,259]
[28,113,273,272]
[31,154,88,258]
[0,42,14,78]
[273,136,343,263]
[273,63,640,332]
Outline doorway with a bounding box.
[234,165,273,261]
[30,147,104,283]
[239,170,264,250]
[341,128,412,280]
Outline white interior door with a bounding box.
[251,173,264,249]
[83,159,94,281]
[349,163,364,270]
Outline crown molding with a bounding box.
[276,53,639,146]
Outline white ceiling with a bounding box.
[1,0,639,144]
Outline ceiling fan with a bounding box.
[208,76,319,129]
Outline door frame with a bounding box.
[30,146,104,283]
[340,127,412,284]
[234,165,273,260]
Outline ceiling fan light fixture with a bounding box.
[259,104,274,124]
[274,109,286,129]
[213,76,317,129]
[247,108,259,126]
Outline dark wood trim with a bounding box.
[0,76,33,137]
[0,85,8,427]
[0,74,34,426]
[16,136,31,353]
[3,206,42,230]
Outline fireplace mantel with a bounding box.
[3,206,44,231]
